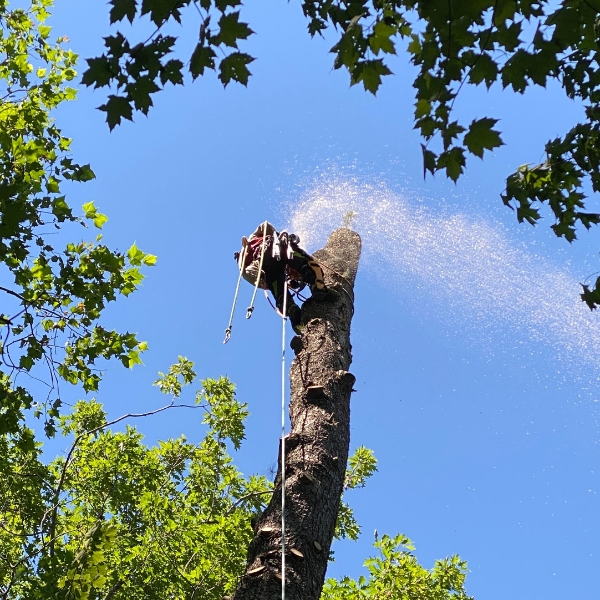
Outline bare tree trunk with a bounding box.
[232,228,361,600]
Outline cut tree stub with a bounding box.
[232,228,361,600]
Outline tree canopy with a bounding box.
[84,0,600,306]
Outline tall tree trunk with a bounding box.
[232,228,361,600]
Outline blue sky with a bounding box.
[43,1,600,598]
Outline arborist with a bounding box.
[234,222,338,333]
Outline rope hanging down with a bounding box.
[280,280,288,600]
[223,243,248,344]
[246,221,268,319]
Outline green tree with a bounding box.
[0,3,473,599]
[0,354,470,599]
[0,0,154,445]
[85,0,600,307]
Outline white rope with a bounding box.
[223,244,248,344]
[247,221,268,319]
[280,280,288,600]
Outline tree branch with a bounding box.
[46,399,202,557]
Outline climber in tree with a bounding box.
[235,222,338,332]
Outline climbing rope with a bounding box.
[280,279,288,599]
[264,287,307,315]
[246,221,268,319]
[223,244,248,344]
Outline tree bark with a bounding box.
[232,228,361,600]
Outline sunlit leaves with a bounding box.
[323,534,471,600]
[82,201,109,229]
[344,446,378,490]
[334,446,378,541]
[154,356,197,397]
[1,366,278,599]
[0,0,156,441]
[198,376,248,449]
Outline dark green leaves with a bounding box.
[369,20,397,55]
[99,95,133,130]
[219,52,254,87]
[190,44,216,80]
[84,4,255,125]
[81,56,114,88]
[141,0,185,26]
[214,11,253,48]
[352,59,393,94]
[109,0,137,23]
[464,118,503,159]
[161,58,184,85]
[437,147,466,182]
[80,0,600,310]
[468,53,498,87]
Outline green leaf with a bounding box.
[352,59,393,95]
[415,98,430,118]
[189,44,216,80]
[46,177,60,193]
[502,50,529,93]
[140,0,182,25]
[464,117,504,159]
[83,201,97,219]
[38,24,51,38]
[421,144,436,178]
[99,95,134,130]
[160,59,184,86]
[437,147,466,182]
[468,53,499,88]
[126,75,160,115]
[94,213,109,229]
[127,243,146,266]
[109,0,137,23]
[218,52,254,87]
[369,20,396,55]
[72,164,96,182]
[81,56,114,89]
[215,11,254,48]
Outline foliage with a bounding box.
[0,364,272,599]
[0,5,474,599]
[84,0,600,307]
[335,446,378,541]
[0,357,467,599]
[322,534,472,600]
[0,0,154,442]
[82,0,254,130]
